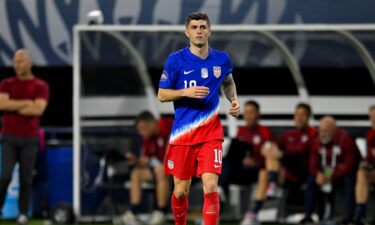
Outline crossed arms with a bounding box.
[0,93,48,117]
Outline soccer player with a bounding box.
[158,12,240,225]
[116,111,172,225]
[301,116,359,224]
[353,105,375,225]
[0,49,49,225]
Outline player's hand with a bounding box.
[316,172,326,185]
[125,152,137,165]
[229,99,240,117]
[184,86,210,99]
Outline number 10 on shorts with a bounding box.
[213,149,222,164]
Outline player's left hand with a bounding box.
[229,99,240,117]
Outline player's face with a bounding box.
[294,107,309,129]
[185,20,211,48]
[243,104,259,127]
[13,52,32,77]
[369,108,375,129]
[136,121,156,139]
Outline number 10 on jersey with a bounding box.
[184,80,197,88]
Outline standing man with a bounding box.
[0,49,49,225]
[158,12,240,225]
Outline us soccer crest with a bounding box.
[201,68,208,78]
[213,66,221,78]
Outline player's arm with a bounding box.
[221,74,240,117]
[18,98,48,117]
[158,86,210,102]
[0,93,33,111]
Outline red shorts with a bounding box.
[164,139,223,179]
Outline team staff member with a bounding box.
[301,116,359,224]
[353,105,375,225]
[116,111,172,225]
[0,49,49,225]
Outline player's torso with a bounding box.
[6,77,42,100]
[173,49,228,106]
[237,125,270,154]
[167,48,230,145]
[282,128,316,156]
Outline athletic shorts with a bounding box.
[164,139,223,179]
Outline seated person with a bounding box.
[353,105,375,225]
[219,100,275,225]
[115,111,172,225]
[301,116,360,225]
[266,103,318,196]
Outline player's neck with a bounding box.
[189,45,209,59]
[17,73,34,80]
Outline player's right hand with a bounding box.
[184,86,210,99]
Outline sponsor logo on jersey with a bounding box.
[301,134,308,143]
[201,68,208,78]
[168,160,174,169]
[160,71,168,81]
[213,66,221,78]
[184,70,194,75]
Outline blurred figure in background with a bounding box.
[115,111,172,225]
[0,49,49,225]
[353,105,375,225]
[301,116,360,225]
[275,103,317,208]
[234,100,277,225]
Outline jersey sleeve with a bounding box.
[159,54,178,89]
[332,134,357,180]
[223,52,233,77]
[366,131,375,164]
[36,80,50,101]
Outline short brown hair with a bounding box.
[185,12,210,28]
[135,111,156,126]
[296,102,312,117]
[245,100,260,112]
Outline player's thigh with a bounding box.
[196,139,223,177]
[164,145,197,180]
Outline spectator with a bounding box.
[301,116,359,224]
[115,111,172,225]
[353,105,375,225]
[0,49,49,225]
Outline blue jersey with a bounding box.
[159,47,233,145]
